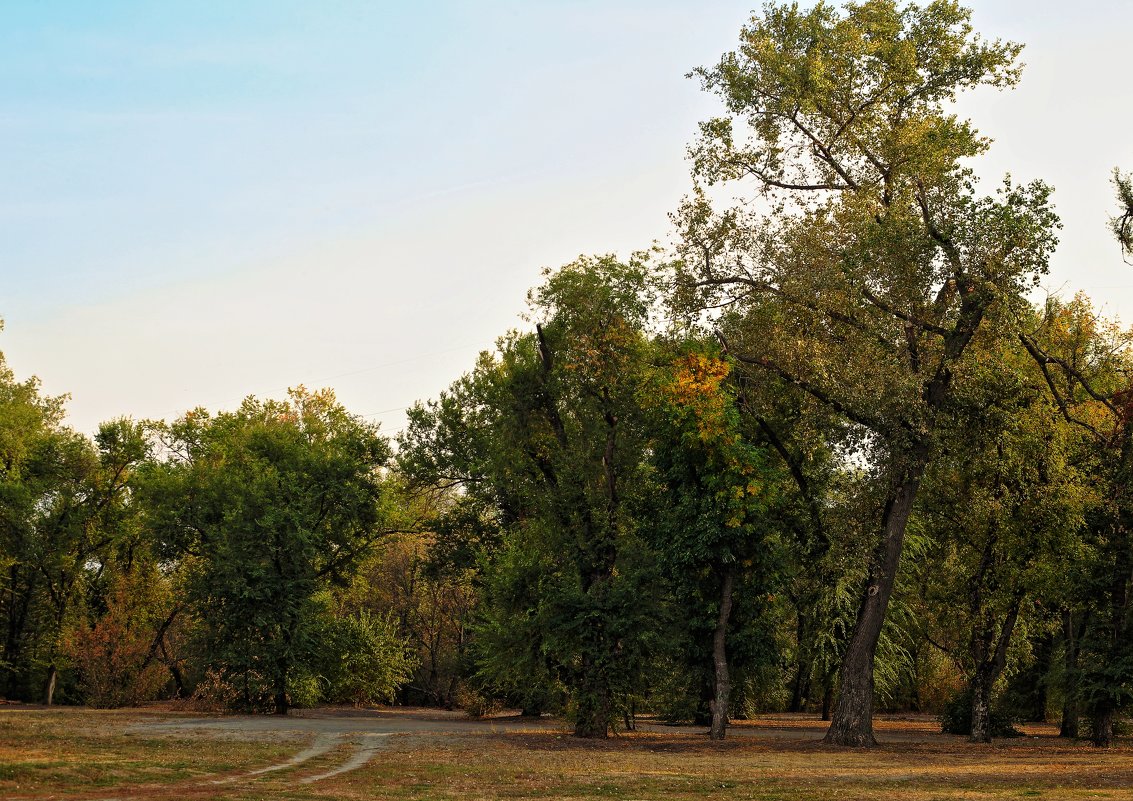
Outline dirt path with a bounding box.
[109,707,561,794]
[118,706,978,793]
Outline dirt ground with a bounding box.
[3,705,1131,800]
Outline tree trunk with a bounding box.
[573,660,610,739]
[788,610,811,713]
[1090,705,1115,748]
[274,688,288,716]
[1059,609,1080,738]
[969,669,993,743]
[821,682,834,721]
[824,449,928,747]
[1060,699,1080,739]
[42,664,57,706]
[788,668,811,714]
[968,598,1020,743]
[709,566,736,741]
[623,697,636,732]
[162,640,186,698]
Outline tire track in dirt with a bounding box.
[210,731,344,784]
[297,733,390,784]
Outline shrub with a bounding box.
[321,610,417,706]
[64,579,170,708]
[939,689,1022,737]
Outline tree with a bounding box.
[400,255,663,738]
[337,527,476,709]
[1112,169,1133,261]
[1019,295,1133,748]
[0,344,69,700]
[0,337,150,705]
[647,344,784,739]
[676,0,1059,745]
[141,387,391,714]
[914,333,1087,742]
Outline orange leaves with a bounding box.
[662,353,734,444]
[64,578,172,708]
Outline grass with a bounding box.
[0,707,296,797]
[331,730,1133,801]
[2,707,1132,800]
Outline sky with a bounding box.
[3,1,1132,438]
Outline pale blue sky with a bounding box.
[3,1,1132,435]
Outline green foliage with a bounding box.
[400,255,666,737]
[141,387,392,713]
[336,527,477,708]
[0,340,153,703]
[676,0,1062,745]
[318,609,417,706]
[939,688,1022,738]
[5,2,1133,751]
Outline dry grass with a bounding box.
[0,707,295,798]
[3,707,1132,800]
[316,729,1133,801]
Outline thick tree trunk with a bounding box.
[709,566,736,741]
[824,449,928,747]
[1090,705,1115,748]
[968,599,1020,743]
[1060,700,1080,739]
[969,669,993,743]
[274,688,289,716]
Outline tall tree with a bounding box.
[401,255,662,738]
[647,344,784,739]
[142,387,390,714]
[914,334,1087,742]
[0,353,65,700]
[1017,302,1133,745]
[676,0,1059,745]
[0,334,150,704]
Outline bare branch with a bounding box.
[859,286,950,337]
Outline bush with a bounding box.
[64,579,170,708]
[456,686,504,718]
[321,611,417,706]
[939,689,1022,737]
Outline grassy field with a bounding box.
[2,707,1132,800]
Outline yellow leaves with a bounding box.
[662,354,734,443]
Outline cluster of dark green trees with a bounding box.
[3,0,1133,749]
[0,380,417,715]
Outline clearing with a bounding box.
[1,705,1130,800]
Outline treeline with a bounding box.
[4,0,1133,749]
